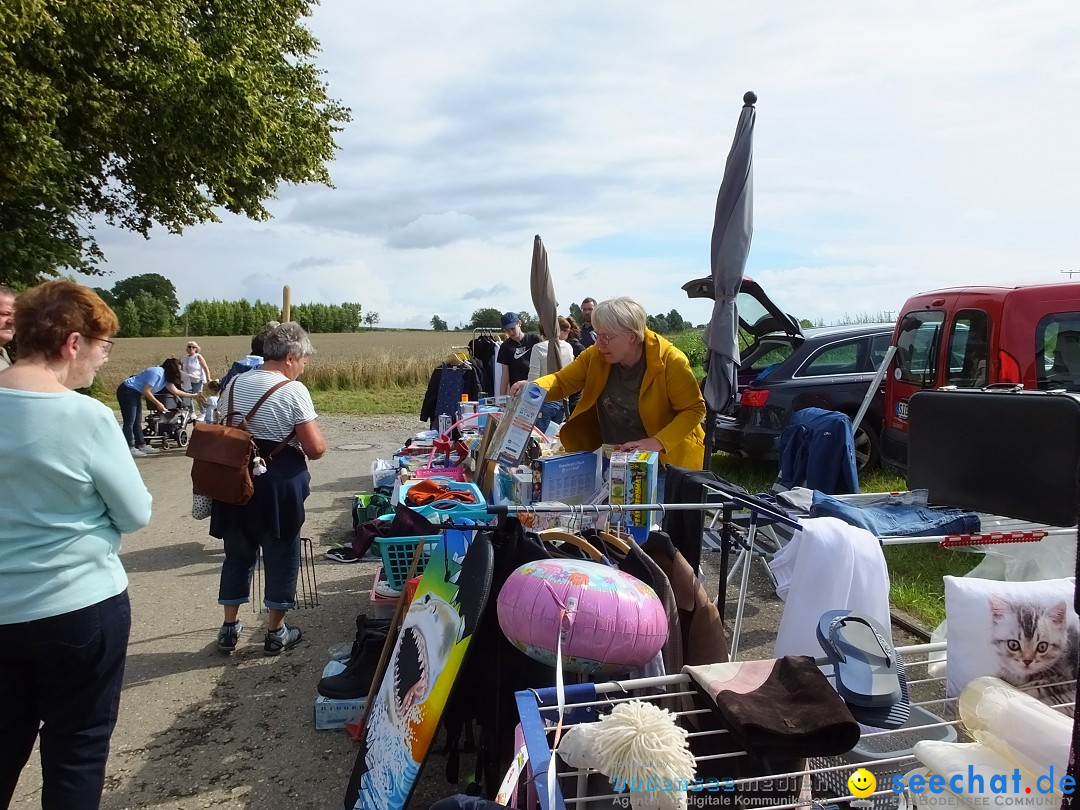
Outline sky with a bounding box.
[95,0,1080,329]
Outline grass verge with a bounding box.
[709,451,980,629]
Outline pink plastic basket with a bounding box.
[414,466,466,481]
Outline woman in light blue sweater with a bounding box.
[0,280,152,810]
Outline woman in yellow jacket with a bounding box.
[511,297,706,469]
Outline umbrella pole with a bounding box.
[702,408,717,472]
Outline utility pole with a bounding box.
[1063,270,1079,279]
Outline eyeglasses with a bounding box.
[595,332,623,346]
[187,345,198,351]
[81,334,114,356]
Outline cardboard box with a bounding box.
[484,382,545,467]
[512,471,534,505]
[531,452,600,505]
[607,450,658,531]
[314,695,366,730]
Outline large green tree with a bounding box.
[0,0,350,287]
[112,273,179,314]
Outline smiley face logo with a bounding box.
[848,768,876,798]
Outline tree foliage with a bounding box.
[179,299,361,335]
[430,315,448,331]
[467,308,504,329]
[112,273,180,314]
[0,0,350,286]
[362,311,380,329]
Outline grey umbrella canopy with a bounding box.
[530,234,563,374]
[702,91,757,416]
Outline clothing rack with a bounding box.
[513,641,1076,810]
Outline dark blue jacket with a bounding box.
[776,408,859,495]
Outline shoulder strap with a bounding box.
[223,378,291,429]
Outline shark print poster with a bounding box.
[344,526,493,810]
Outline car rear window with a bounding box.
[945,309,990,388]
[895,311,944,387]
[795,338,865,377]
[1036,313,1080,392]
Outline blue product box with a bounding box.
[531,452,601,505]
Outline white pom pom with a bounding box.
[556,700,695,810]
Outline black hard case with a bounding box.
[907,388,1080,527]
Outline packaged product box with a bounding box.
[512,471,534,505]
[607,450,658,532]
[484,382,545,467]
[314,695,366,730]
[531,451,601,505]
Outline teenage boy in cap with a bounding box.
[496,311,540,395]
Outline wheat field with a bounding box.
[99,331,471,393]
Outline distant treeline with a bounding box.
[181,300,363,336]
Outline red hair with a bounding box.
[14,281,119,360]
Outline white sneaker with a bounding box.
[130,446,146,457]
[374,580,402,599]
[140,445,160,454]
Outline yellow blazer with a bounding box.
[535,329,706,469]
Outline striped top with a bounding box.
[220,369,317,446]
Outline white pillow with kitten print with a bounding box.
[944,576,1077,714]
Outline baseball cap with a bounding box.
[501,312,520,329]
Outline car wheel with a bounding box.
[853,423,880,472]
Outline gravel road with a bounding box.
[9,413,917,809]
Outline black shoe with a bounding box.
[318,635,386,699]
[344,615,390,661]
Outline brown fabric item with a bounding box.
[642,531,727,666]
[404,478,477,506]
[684,656,859,758]
[186,380,293,505]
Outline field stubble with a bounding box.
[95,331,468,414]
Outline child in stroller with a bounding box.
[142,390,199,449]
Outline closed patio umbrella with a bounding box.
[702,91,757,418]
[530,234,563,374]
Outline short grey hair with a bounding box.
[0,285,16,300]
[262,322,316,361]
[593,297,647,340]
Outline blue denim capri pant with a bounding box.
[218,529,300,611]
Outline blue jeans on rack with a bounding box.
[0,591,131,810]
[809,490,980,538]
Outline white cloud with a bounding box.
[94,0,1080,329]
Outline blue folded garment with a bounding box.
[809,490,980,538]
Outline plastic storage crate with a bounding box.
[401,477,484,506]
[374,533,439,590]
[808,704,957,810]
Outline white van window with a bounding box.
[894,311,944,387]
[1037,314,1080,392]
[945,310,990,388]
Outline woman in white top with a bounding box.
[210,323,326,656]
[529,316,574,434]
[181,341,212,412]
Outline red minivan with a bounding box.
[880,282,1080,474]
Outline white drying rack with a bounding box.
[512,641,1076,810]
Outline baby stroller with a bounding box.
[142,392,198,450]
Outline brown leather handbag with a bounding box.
[186,380,294,505]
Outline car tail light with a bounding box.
[998,349,1021,384]
[740,388,770,407]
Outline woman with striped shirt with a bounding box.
[210,322,326,655]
